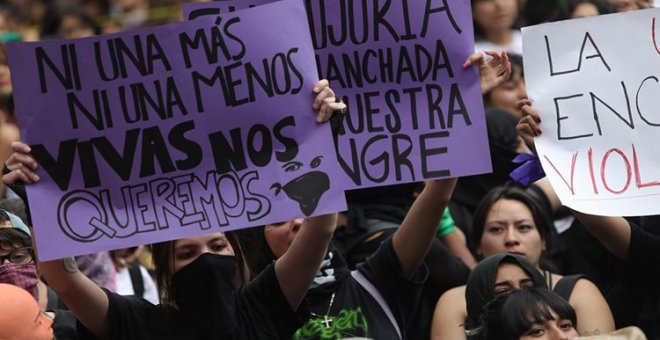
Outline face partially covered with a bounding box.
[478,199,545,266]
[171,232,234,274]
[487,69,527,117]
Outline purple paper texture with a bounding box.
[7,0,346,260]
[184,0,492,189]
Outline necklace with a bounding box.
[310,292,336,328]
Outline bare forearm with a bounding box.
[40,258,109,338]
[275,213,338,309]
[441,231,477,269]
[572,212,630,261]
[393,179,456,278]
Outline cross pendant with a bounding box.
[322,316,333,328]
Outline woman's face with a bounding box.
[264,219,303,258]
[478,199,545,266]
[519,310,578,340]
[473,0,519,34]
[493,262,535,296]
[571,3,600,18]
[171,232,234,274]
[487,70,527,117]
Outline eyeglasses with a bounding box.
[0,247,34,264]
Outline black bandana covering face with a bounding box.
[170,253,239,338]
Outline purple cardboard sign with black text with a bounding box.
[184,0,491,189]
[7,0,346,260]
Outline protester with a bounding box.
[0,283,55,340]
[229,50,512,340]
[2,79,345,340]
[517,102,660,339]
[432,253,542,339]
[0,208,78,339]
[471,287,578,340]
[0,209,40,301]
[483,53,526,117]
[464,253,548,333]
[432,185,614,339]
[238,178,458,340]
[472,0,523,55]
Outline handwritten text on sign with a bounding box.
[8,0,346,260]
[184,0,492,189]
[523,8,660,216]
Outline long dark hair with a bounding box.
[150,231,246,303]
[233,225,274,276]
[473,288,577,340]
[465,253,546,330]
[471,184,555,271]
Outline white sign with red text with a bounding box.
[523,8,660,216]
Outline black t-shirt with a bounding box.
[78,264,307,340]
[625,223,660,338]
[606,223,660,338]
[292,239,427,340]
[627,222,660,282]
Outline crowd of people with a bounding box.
[0,0,659,339]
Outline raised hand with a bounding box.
[515,99,541,152]
[463,50,512,95]
[3,141,39,185]
[312,79,346,123]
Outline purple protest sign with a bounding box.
[7,0,346,260]
[184,0,491,189]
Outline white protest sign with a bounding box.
[523,8,660,216]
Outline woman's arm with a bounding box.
[274,213,337,310]
[4,142,110,339]
[569,278,615,336]
[431,286,468,340]
[571,212,631,261]
[392,178,457,279]
[272,79,343,310]
[441,229,478,269]
[516,103,632,261]
[40,259,110,338]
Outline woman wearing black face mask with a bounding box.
[3,80,345,340]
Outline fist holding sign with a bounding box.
[523,8,660,216]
